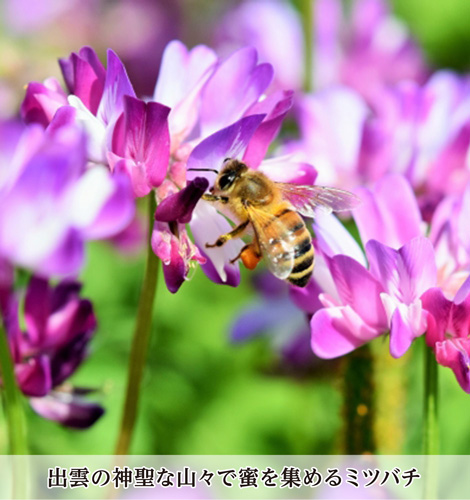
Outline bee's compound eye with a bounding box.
[218,173,235,190]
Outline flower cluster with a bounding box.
[218,0,470,395]
[2,33,321,425]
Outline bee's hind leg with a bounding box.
[230,243,261,270]
[206,220,250,248]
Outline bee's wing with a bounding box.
[245,204,295,280]
[275,182,361,218]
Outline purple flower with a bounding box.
[21,78,68,128]
[422,277,470,393]
[151,43,305,292]
[110,95,171,197]
[59,46,106,115]
[0,118,134,276]
[1,276,103,428]
[22,47,172,197]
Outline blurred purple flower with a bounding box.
[231,272,317,369]
[215,0,304,91]
[331,0,428,104]
[215,0,427,100]
[286,86,369,189]
[1,276,103,428]
[422,277,470,393]
[0,118,134,276]
[359,72,470,209]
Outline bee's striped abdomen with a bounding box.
[275,207,315,288]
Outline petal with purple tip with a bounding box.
[200,47,273,135]
[30,392,104,429]
[97,49,135,126]
[186,114,265,180]
[243,90,294,168]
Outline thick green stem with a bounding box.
[114,193,159,455]
[0,322,28,456]
[343,344,376,454]
[301,0,314,92]
[423,342,439,498]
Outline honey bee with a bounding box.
[189,159,360,287]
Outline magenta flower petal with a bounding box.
[435,339,470,393]
[290,279,324,315]
[59,47,106,115]
[243,90,294,168]
[30,392,104,429]
[389,303,428,357]
[112,96,170,195]
[328,254,387,329]
[24,276,49,345]
[21,79,68,127]
[421,287,453,346]
[16,355,52,397]
[354,174,422,248]
[155,177,209,224]
[366,237,437,303]
[258,156,317,185]
[161,241,187,294]
[186,114,265,179]
[97,49,135,126]
[200,47,273,135]
[311,305,381,358]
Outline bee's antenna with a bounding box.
[187,168,219,174]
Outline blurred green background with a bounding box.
[1,0,470,455]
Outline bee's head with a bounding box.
[213,158,248,193]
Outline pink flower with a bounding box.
[422,277,470,393]
[311,236,436,359]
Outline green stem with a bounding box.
[343,344,376,454]
[114,193,159,455]
[0,320,28,499]
[301,0,314,92]
[0,322,28,455]
[423,341,439,498]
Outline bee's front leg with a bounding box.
[206,220,250,248]
[202,194,229,204]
